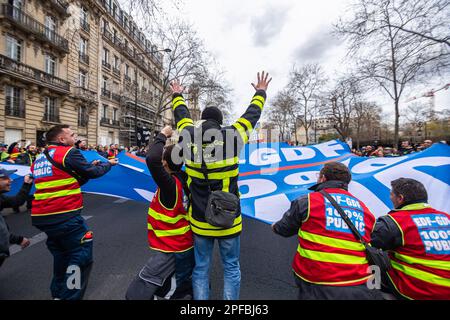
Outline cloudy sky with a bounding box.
[160,0,449,121]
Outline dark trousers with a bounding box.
[36,215,93,300]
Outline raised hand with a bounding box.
[170,79,184,94]
[251,71,272,92]
[161,126,173,138]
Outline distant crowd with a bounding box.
[0,140,149,165]
[351,139,447,157]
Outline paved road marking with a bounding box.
[113,198,129,204]
[9,216,93,256]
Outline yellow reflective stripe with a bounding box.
[177,118,194,131]
[185,167,239,180]
[251,96,265,110]
[390,260,450,287]
[393,252,450,271]
[185,157,238,169]
[35,177,78,189]
[147,224,191,237]
[148,208,188,224]
[189,217,242,237]
[232,123,249,144]
[179,122,194,132]
[386,215,405,246]
[172,97,185,110]
[294,270,372,286]
[298,246,368,265]
[222,178,230,192]
[190,214,242,230]
[397,203,431,211]
[34,188,81,200]
[298,230,365,252]
[237,117,253,132]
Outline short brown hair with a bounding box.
[46,125,70,143]
[320,162,351,184]
[391,178,428,203]
[163,144,183,172]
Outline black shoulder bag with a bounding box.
[201,155,240,229]
[43,149,86,186]
[320,190,391,272]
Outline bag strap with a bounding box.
[43,148,83,184]
[172,172,191,211]
[320,190,368,247]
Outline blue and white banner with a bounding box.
[2,140,449,225]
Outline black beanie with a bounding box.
[201,107,223,125]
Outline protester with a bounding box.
[0,143,12,163]
[171,71,272,300]
[7,142,20,162]
[371,178,450,300]
[13,144,37,212]
[108,144,119,159]
[272,162,382,300]
[0,167,32,267]
[30,125,118,300]
[126,126,194,300]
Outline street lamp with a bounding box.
[133,48,171,146]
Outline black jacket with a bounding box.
[0,183,32,245]
[146,133,187,208]
[173,90,266,238]
[273,180,383,300]
[32,144,112,226]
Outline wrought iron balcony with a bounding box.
[100,117,111,126]
[102,29,113,42]
[101,88,111,98]
[0,54,70,93]
[112,67,121,76]
[124,74,131,82]
[111,92,121,102]
[80,19,90,33]
[111,119,120,127]
[0,4,69,54]
[50,0,69,17]
[79,52,89,65]
[102,60,111,70]
[73,86,97,102]
[5,96,25,118]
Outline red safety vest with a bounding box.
[386,204,450,300]
[147,175,193,253]
[293,188,376,286]
[31,146,83,216]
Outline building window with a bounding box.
[102,77,108,90]
[78,106,87,127]
[113,55,119,69]
[102,47,109,63]
[45,54,56,75]
[6,35,22,61]
[113,108,118,121]
[80,6,89,24]
[44,96,59,122]
[44,15,56,40]
[80,37,88,55]
[79,70,88,88]
[102,104,108,119]
[125,64,129,77]
[5,86,24,118]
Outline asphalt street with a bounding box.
[0,193,298,300]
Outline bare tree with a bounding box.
[265,90,296,142]
[336,0,450,147]
[353,101,382,149]
[145,21,208,139]
[289,64,327,145]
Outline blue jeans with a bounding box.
[37,215,93,300]
[192,235,241,300]
[174,248,195,291]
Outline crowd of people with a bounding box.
[0,71,449,301]
[351,139,446,157]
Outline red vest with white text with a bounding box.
[386,205,450,300]
[31,146,83,216]
[293,188,376,286]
